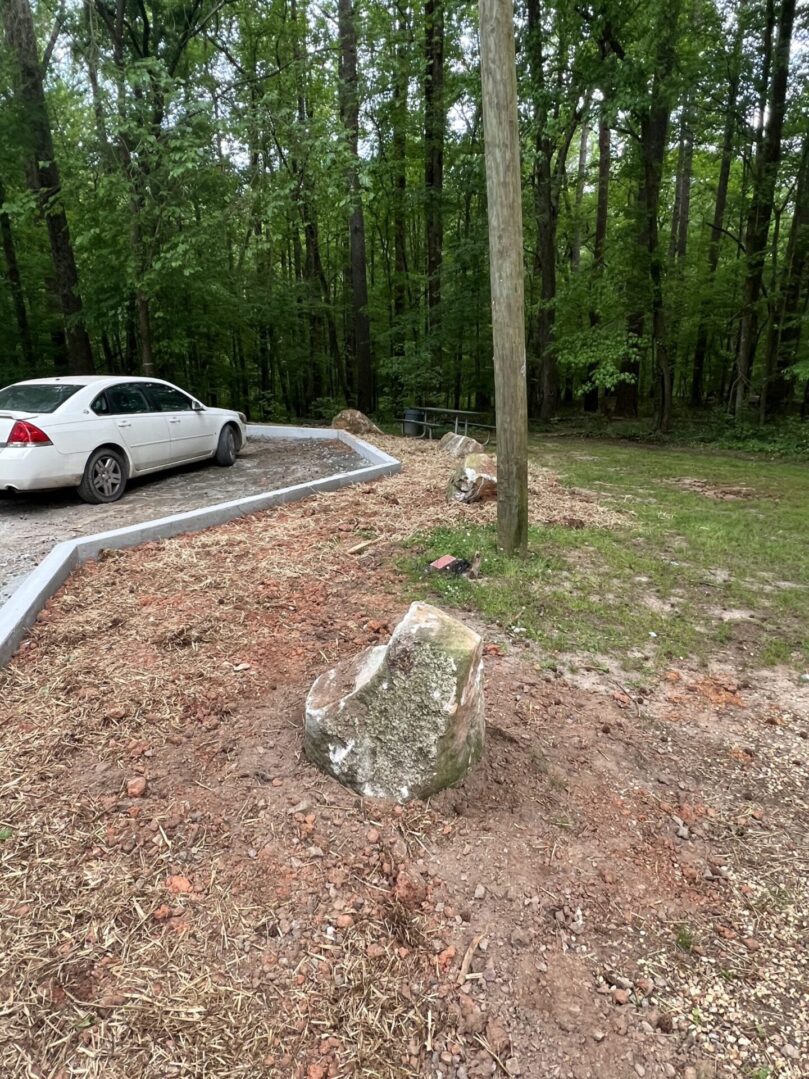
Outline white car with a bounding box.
[0,376,247,503]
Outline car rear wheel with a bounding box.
[214,424,239,467]
[78,448,129,504]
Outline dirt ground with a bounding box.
[0,437,361,604]
[0,437,805,1079]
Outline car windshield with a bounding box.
[0,383,81,414]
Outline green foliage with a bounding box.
[0,0,807,434]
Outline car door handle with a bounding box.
[168,418,181,424]
[117,421,132,428]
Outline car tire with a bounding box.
[214,424,239,467]
[77,447,129,504]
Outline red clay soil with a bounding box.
[0,441,806,1079]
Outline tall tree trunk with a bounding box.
[3,0,94,373]
[424,0,444,373]
[338,0,373,412]
[734,0,795,418]
[623,2,680,430]
[691,11,744,406]
[583,107,610,412]
[525,0,574,421]
[669,105,693,261]
[392,0,409,394]
[0,176,36,369]
[667,100,693,391]
[571,113,590,269]
[762,136,809,414]
[593,111,610,274]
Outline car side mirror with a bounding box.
[193,401,205,411]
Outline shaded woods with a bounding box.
[1,0,808,429]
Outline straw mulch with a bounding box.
[0,436,621,1077]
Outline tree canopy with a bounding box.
[1,0,808,427]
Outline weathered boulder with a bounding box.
[304,602,485,802]
[331,409,382,435]
[447,453,498,504]
[439,432,486,457]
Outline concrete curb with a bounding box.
[0,425,400,668]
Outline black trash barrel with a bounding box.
[403,408,423,437]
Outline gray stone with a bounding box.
[331,408,382,435]
[439,432,486,457]
[447,453,498,504]
[304,601,485,802]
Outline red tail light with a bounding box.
[8,420,52,446]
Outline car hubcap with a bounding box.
[92,457,122,497]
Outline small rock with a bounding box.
[484,1018,510,1056]
[126,776,147,798]
[656,1012,674,1033]
[783,1044,800,1060]
[605,971,633,990]
[612,988,631,1005]
[743,937,761,952]
[633,1064,645,1078]
[474,884,486,900]
[166,874,193,895]
[393,865,428,909]
[592,1030,606,1043]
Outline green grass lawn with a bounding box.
[405,438,809,675]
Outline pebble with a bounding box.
[474,884,486,900]
[591,1030,606,1043]
[633,1064,645,1078]
[126,776,147,798]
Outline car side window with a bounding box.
[146,383,194,412]
[107,384,151,415]
[91,392,109,415]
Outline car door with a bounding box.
[145,382,218,462]
[104,383,172,472]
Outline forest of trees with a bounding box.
[1,0,808,430]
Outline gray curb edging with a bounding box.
[0,425,400,669]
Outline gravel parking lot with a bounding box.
[0,437,363,605]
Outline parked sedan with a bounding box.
[0,376,247,503]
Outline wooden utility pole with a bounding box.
[479,0,528,554]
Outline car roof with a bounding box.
[13,376,172,387]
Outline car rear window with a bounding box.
[0,383,81,413]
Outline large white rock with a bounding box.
[439,432,486,457]
[447,453,498,503]
[304,602,485,802]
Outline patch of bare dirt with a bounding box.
[0,436,805,1078]
[668,478,766,501]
